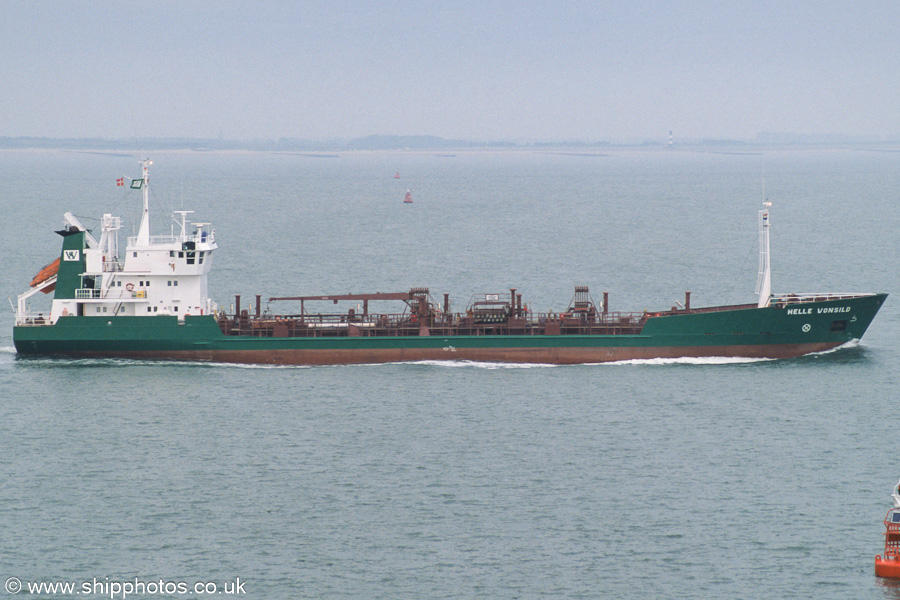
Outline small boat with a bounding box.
[394,172,400,179]
[29,257,60,293]
[404,190,412,203]
[875,480,900,577]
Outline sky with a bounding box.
[1,0,897,142]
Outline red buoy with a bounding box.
[404,190,412,204]
[876,481,900,578]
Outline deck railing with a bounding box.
[216,310,651,338]
[127,231,214,247]
[771,292,872,305]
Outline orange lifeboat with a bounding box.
[876,484,900,578]
[30,257,60,293]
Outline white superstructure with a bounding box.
[16,159,218,324]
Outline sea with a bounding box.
[0,147,898,600]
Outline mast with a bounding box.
[135,159,152,246]
[174,210,194,242]
[755,201,772,308]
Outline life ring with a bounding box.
[125,283,134,291]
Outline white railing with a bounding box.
[16,313,51,326]
[74,289,149,300]
[109,290,147,300]
[103,261,125,272]
[771,292,874,305]
[127,230,215,247]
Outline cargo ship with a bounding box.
[13,160,887,365]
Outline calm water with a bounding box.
[1,148,898,599]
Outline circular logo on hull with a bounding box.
[802,323,811,333]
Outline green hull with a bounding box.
[14,294,887,364]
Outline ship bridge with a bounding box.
[15,160,218,325]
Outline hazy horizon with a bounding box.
[2,1,897,143]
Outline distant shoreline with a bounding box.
[1,133,899,154]
[2,144,899,157]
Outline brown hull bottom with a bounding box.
[61,342,844,365]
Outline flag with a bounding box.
[130,179,143,189]
[116,177,124,187]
